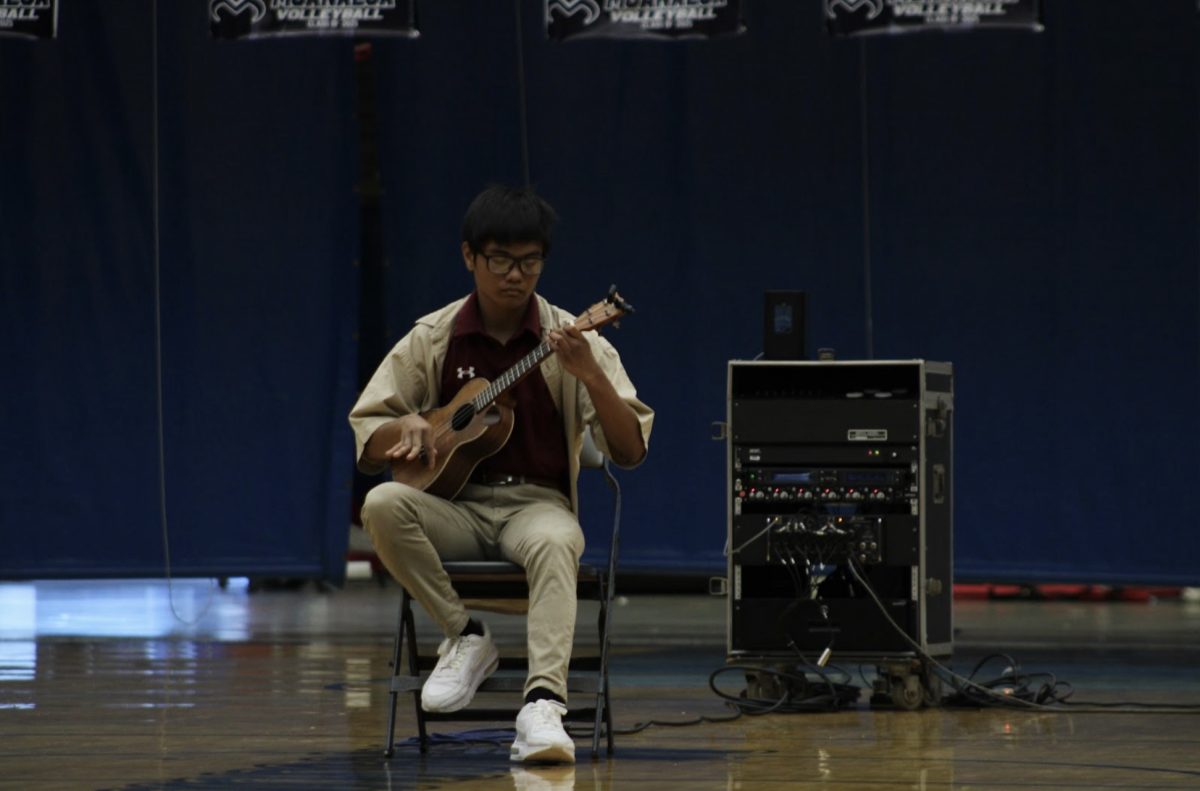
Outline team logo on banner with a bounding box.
[825,0,1042,37]
[0,0,57,39]
[210,0,418,39]
[213,0,268,23]
[547,0,744,40]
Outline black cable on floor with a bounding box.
[709,664,860,714]
[574,703,744,738]
[845,558,1200,714]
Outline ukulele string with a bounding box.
[404,334,562,452]
[399,307,615,456]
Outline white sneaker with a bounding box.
[510,699,575,764]
[420,624,499,713]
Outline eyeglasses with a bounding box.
[477,251,545,276]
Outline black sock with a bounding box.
[458,618,484,638]
[524,687,565,706]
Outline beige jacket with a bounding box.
[348,293,654,514]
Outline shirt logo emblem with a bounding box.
[457,366,476,380]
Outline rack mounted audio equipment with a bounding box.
[725,360,953,709]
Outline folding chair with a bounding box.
[382,430,622,759]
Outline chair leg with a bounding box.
[603,674,615,756]
[400,589,430,753]
[383,592,407,758]
[592,657,605,755]
[593,589,613,758]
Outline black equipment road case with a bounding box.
[725,359,953,708]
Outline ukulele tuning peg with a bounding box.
[607,284,635,315]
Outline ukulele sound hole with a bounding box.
[450,404,475,432]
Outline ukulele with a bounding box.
[390,286,633,499]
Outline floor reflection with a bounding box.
[510,765,576,791]
[0,579,248,640]
[1,580,1198,789]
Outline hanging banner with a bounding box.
[825,0,1042,37]
[547,0,744,41]
[209,0,418,39]
[0,0,58,40]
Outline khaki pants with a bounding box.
[361,481,584,702]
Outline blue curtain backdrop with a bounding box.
[0,1,358,580]
[1,1,1197,584]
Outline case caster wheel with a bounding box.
[873,659,941,709]
[890,673,924,710]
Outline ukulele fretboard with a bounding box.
[470,340,554,411]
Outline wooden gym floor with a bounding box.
[1,578,1199,790]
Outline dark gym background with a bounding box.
[1,1,1196,585]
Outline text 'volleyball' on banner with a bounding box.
[825,0,1042,37]
[546,0,744,41]
[0,0,57,39]
[209,0,418,40]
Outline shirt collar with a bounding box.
[453,292,542,340]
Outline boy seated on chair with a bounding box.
[348,184,653,764]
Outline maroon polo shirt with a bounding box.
[440,293,569,493]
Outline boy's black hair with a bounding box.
[461,184,559,256]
